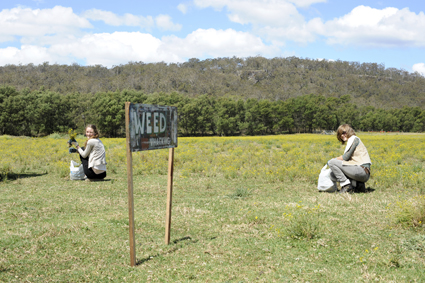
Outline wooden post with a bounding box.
[125,102,136,266]
[165,147,174,245]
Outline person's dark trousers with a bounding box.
[79,154,106,180]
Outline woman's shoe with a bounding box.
[356,182,366,193]
[339,184,355,194]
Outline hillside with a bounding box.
[1,56,424,109]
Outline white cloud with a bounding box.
[192,0,326,9]
[155,15,182,31]
[82,9,154,28]
[0,29,279,67]
[192,1,425,48]
[4,2,423,69]
[288,0,327,8]
[413,63,425,76]
[313,6,425,47]
[52,32,169,66]
[256,24,314,45]
[0,45,54,65]
[82,9,182,31]
[0,6,92,42]
[0,32,174,67]
[177,3,188,14]
[0,5,279,67]
[192,0,318,43]
[0,35,15,43]
[161,28,279,59]
[194,0,303,26]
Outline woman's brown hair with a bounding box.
[336,124,356,144]
[84,124,100,147]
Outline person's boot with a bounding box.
[356,182,366,193]
[339,183,355,194]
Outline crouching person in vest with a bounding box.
[328,124,371,193]
[73,124,107,182]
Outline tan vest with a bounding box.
[342,138,371,166]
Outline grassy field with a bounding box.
[1,133,425,282]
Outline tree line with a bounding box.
[1,86,424,137]
[1,56,424,109]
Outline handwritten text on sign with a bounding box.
[129,103,178,151]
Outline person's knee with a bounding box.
[327,158,338,167]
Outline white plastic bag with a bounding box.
[317,165,337,192]
[70,160,85,180]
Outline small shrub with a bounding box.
[280,202,322,240]
[49,132,63,139]
[59,165,70,178]
[402,235,425,252]
[0,163,12,181]
[108,164,118,174]
[412,164,422,173]
[388,195,425,228]
[229,187,251,199]
[246,213,265,225]
[54,161,70,178]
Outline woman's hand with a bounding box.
[336,155,343,160]
[71,141,80,149]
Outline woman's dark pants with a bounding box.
[79,154,106,180]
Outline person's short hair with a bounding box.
[336,124,356,144]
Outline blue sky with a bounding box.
[1,0,424,75]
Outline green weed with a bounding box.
[49,132,63,139]
[402,235,425,252]
[388,195,425,227]
[228,187,251,199]
[280,202,322,240]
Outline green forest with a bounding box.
[1,56,424,137]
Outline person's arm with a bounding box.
[342,137,359,161]
[75,140,94,158]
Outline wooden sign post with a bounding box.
[165,147,174,245]
[125,102,136,266]
[125,102,178,266]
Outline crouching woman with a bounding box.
[74,124,107,181]
[328,124,371,193]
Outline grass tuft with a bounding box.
[49,132,63,139]
[402,235,425,252]
[228,187,251,199]
[388,195,425,227]
[280,202,322,240]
